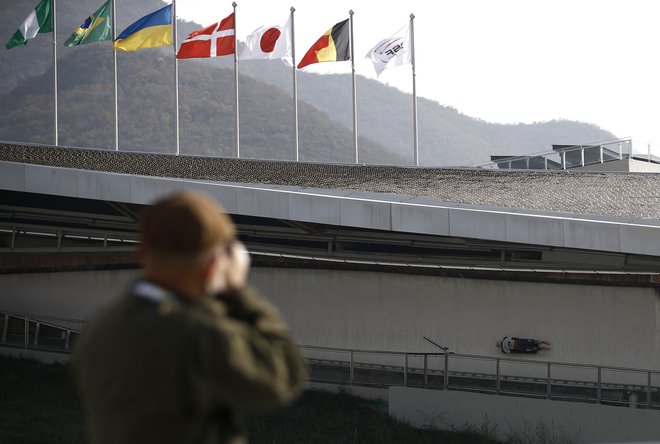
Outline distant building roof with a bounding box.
[490,155,561,170]
[488,140,660,172]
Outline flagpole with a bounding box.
[52,0,58,146]
[233,2,240,158]
[291,6,299,162]
[410,13,419,166]
[173,0,180,155]
[112,0,118,151]
[349,10,358,164]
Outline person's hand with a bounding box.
[226,242,250,290]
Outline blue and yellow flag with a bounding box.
[114,4,172,52]
[64,0,111,46]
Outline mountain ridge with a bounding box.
[0,0,616,166]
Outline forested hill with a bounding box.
[238,61,617,166]
[0,45,401,164]
[0,0,616,166]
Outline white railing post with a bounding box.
[404,353,408,387]
[562,151,566,169]
[546,362,551,398]
[34,322,40,345]
[1,314,8,342]
[648,372,652,409]
[581,146,585,166]
[349,350,354,384]
[597,367,602,404]
[600,145,604,163]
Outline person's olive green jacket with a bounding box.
[72,281,307,444]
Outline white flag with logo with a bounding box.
[365,23,411,76]
[239,17,291,60]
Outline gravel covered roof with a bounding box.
[2,143,660,222]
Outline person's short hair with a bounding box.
[140,191,236,257]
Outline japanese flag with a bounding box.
[239,17,291,61]
[365,23,411,76]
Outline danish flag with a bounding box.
[176,13,234,59]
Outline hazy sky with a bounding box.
[172,0,660,154]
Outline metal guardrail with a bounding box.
[301,344,660,409]
[2,311,659,409]
[475,138,660,170]
[0,311,82,353]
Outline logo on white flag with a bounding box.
[239,17,291,60]
[366,24,411,76]
[372,38,405,64]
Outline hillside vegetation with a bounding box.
[0,357,502,444]
[0,0,615,166]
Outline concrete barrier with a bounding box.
[389,386,660,443]
[1,267,659,370]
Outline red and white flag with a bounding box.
[176,13,234,59]
[239,17,291,61]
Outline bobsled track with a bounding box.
[2,141,660,441]
[2,310,659,410]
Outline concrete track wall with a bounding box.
[1,267,659,369]
[389,387,660,443]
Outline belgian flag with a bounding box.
[297,19,350,69]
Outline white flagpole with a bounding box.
[173,0,180,155]
[291,6,299,161]
[112,0,118,150]
[349,10,358,164]
[233,2,240,158]
[410,14,419,166]
[53,0,58,146]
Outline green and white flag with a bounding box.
[5,0,53,50]
[64,1,111,46]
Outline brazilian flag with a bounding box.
[64,0,111,46]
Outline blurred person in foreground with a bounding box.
[73,191,307,444]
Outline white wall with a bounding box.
[578,158,660,172]
[389,386,660,443]
[254,268,660,369]
[2,267,659,369]
[0,269,139,320]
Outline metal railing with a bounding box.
[301,345,660,409]
[0,311,83,353]
[2,311,659,409]
[475,138,660,170]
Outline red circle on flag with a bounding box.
[260,28,281,53]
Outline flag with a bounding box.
[5,0,53,50]
[114,4,172,52]
[64,1,112,46]
[366,24,411,77]
[239,17,291,61]
[176,13,234,59]
[297,19,349,69]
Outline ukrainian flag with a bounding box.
[114,4,172,52]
